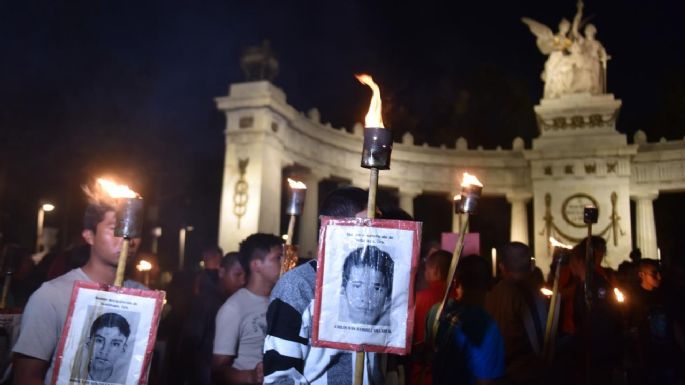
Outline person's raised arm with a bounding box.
[12,353,49,385]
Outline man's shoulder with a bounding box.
[487,280,528,304]
[269,260,316,314]
[272,260,316,296]
[32,268,85,298]
[220,288,247,308]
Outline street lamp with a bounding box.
[178,225,194,270]
[36,203,55,252]
[151,227,162,254]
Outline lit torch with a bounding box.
[353,74,391,385]
[136,259,152,287]
[96,178,143,287]
[281,178,307,275]
[431,172,483,344]
[542,236,572,362]
[356,74,391,219]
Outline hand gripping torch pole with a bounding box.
[114,197,144,287]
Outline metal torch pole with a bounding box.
[584,223,594,385]
[584,225,594,310]
[281,215,298,276]
[431,215,470,342]
[0,271,12,309]
[114,239,130,287]
[354,167,379,385]
[367,169,379,219]
[543,249,563,362]
[286,215,297,246]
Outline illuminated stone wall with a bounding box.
[215,81,685,272]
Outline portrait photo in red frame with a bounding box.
[51,281,165,385]
[312,216,421,355]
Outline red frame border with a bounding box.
[51,281,165,385]
[311,217,421,355]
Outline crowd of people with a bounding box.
[1,185,684,385]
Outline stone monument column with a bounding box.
[398,188,420,217]
[507,192,532,244]
[299,171,323,259]
[215,81,288,251]
[632,191,659,260]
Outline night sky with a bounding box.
[1,0,684,268]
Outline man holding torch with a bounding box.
[485,242,547,385]
[263,74,388,385]
[263,187,384,385]
[12,179,146,385]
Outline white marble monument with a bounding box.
[214,7,685,272]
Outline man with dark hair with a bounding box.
[629,259,684,385]
[195,246,224,295]
[561,238,622,385]
[263,186,384,385]
[485,242,547,385]
[410,249,452,385]
[13,194,145,385]
[212,233,282,385]
[429,255,505,385]
[219,252,246,298]
[183,251,246,385]
[339,246,394,325]
[85,312,131,383]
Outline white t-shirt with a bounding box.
[213,288,269,370]
[12,268,146,385]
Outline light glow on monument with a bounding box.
[355,74,385,128]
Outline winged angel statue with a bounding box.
[522,1,609,99]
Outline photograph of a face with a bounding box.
[312,217,421,354]
[51,282,164,385]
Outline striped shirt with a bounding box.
[263,260,383,385]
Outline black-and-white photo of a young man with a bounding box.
[71,309,138,385]
[85,312,131,383]
[338,246,394,326]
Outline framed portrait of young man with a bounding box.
[312,216,421,354]
[51,281,165,385]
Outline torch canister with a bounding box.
[361,127,393,170]
[115,197,144,239]
[459,184,483,214]
[286,188,306,216]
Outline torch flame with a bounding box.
[549,237,573,249]
[613,287,625,303]
[540,287,553,297]
[136,260,152,272]
[355,74,385,128]
[97,178,140,198]
[287,178,307,190]
[461,172,483,188]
